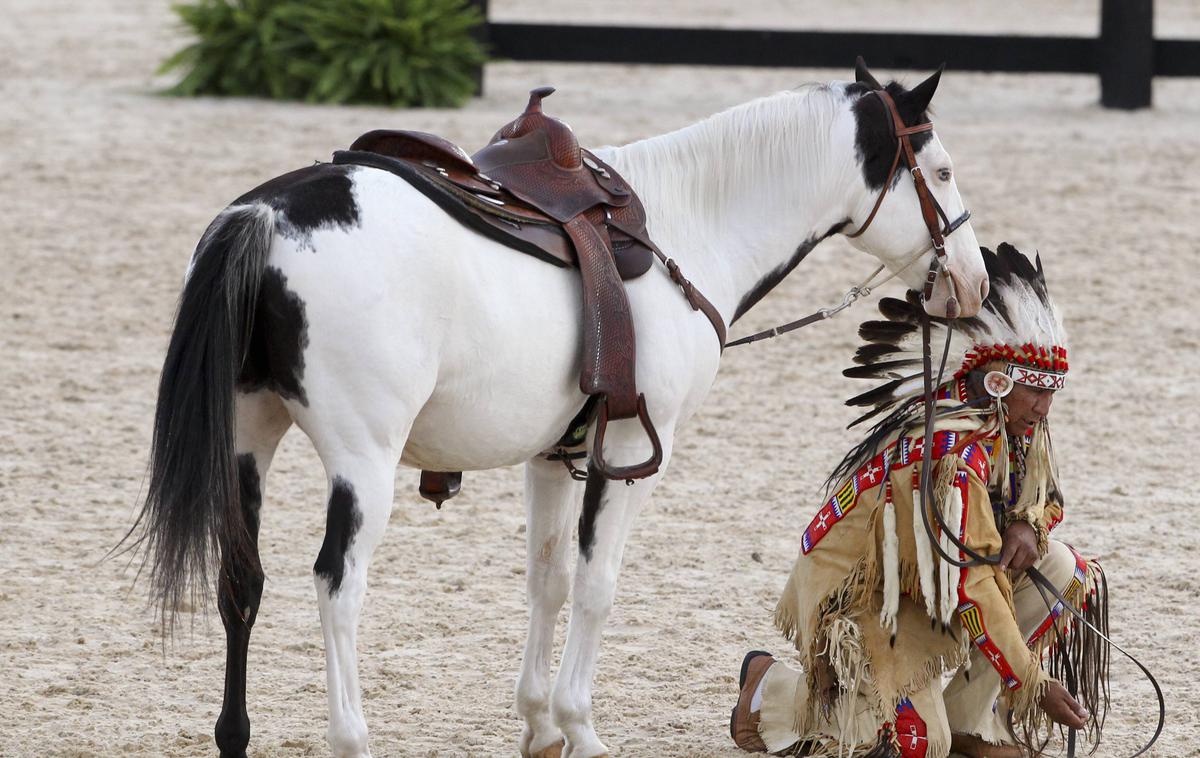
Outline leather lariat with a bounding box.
[913,308,1163,758]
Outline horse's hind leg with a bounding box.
[517,456,585,758]
[308,434,404,758]
[215,390,292,758]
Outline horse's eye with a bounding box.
[938,168,952,182]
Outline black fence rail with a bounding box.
[473,0,1199,109]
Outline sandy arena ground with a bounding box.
[2,1,1198,755]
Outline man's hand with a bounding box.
[998,521,1038,572]
[1039,681,1089,729]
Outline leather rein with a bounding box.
[727,88,970,349]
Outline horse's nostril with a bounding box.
[980,278,990,301]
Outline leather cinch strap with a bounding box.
[656,249,727,349]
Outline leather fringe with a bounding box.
[1014,559,1111,753]
[1046,560,1111,748]
[858,734,901,758]
[780,558,877,735]
[785,733,898,758]
[825,617,869,755]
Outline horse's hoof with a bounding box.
[530,740,564,758]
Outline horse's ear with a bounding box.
[907,64,945,113]
[854,56,882,90]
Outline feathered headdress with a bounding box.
[829,243,1068,513]
[844,242,1068,427]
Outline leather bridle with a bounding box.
[848,89,972,319]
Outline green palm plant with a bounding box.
[160,0,487,107]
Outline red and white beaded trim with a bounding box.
[957,342,1068,390]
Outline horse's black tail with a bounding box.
[126,203,275,632]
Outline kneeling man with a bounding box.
[731,245,1108,758]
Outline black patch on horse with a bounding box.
[215,453,266,756]
[733,226,841,323]
[224,455,265,608]
[578,464,607,562]
[313,477,361,595]
[238,266,310,406]
[851,82,934,191]
[237,453,263,514]
[234,163,359,243]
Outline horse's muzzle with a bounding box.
[925,267,987,318]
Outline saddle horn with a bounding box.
[525,85,555,113]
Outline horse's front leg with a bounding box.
[551,425,674,758]
[517,455,586,758]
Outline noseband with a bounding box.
[847,89,971,318]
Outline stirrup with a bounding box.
[591,394,662,482]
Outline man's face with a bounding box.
[1004,384,1055,435]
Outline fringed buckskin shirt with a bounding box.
[774,379,1060,738]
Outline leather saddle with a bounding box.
[334,87,688,506]
[334,88,656,279]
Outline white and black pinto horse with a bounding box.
[131,65,988,757]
